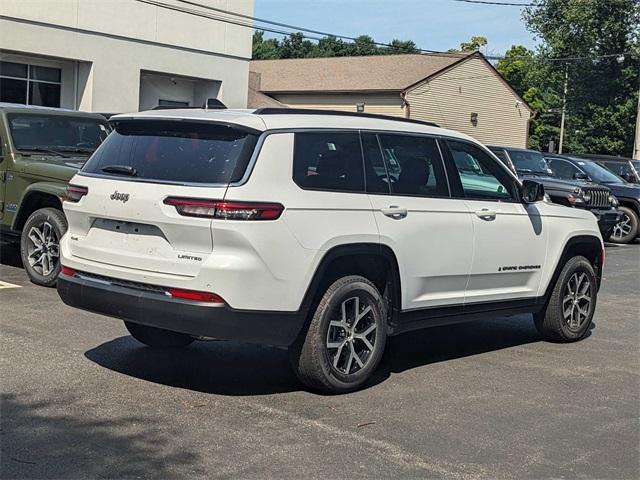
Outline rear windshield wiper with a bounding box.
[20,147,70,158]
[101,165,137,176]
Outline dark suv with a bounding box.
[545,154,640,244]
[488,146,621,240]
[573,154,640,184]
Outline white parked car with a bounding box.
[57,108,604,393]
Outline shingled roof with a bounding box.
[250,52,475,93]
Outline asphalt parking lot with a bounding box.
[1,241,639,479]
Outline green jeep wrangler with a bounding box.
[0,104,110,286]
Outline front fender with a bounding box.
[12,181,67,230]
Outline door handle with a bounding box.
[475,208,497,220]
[381,206,408,220]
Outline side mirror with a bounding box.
[573,172,589,180]
[624,173,635,183]
[522,180,545,203]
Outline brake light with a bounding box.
[65,185,88,203]
[163,197,283,220]
[167,287,225,304]
[61,266,77,277]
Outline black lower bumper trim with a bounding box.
[57,274,305,347]
[591,209,623,230]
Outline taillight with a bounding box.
[65,185,88,203]
[167,287,225,304]
[61,266,77,277]
[163,197,283,220]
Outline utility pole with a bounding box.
[634,88,640,160]
[558,63,569,154]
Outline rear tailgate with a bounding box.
[64,119,260,278]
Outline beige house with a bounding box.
[249,52,533,148]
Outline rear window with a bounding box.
[82,120,258,184]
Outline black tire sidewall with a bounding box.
[306,277,387,392]
[549,257,597,341]
[20,208,67,287]
[611,206,639,244]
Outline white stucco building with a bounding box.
[0,0,254,113]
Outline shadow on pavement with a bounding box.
[0,241,23,268]
[0,392,200,479]
[86,314,543,396]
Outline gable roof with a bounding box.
[250,52,475,93]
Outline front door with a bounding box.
[363,132,473,310]
[443,139,547,304]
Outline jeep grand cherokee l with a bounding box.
[57,108,605,393]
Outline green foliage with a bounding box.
[252,31,419,60]
[519,0,640,155]
[449,36,488,53]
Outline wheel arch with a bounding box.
[298,243,402,326]
[544,234,604,300]
[13,183,65,231]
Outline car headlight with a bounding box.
[609,194,619,206]
[582,191,591,202]
[568,188,586,206]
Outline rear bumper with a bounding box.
[57,273,306,347]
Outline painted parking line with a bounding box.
[0,281,21,289]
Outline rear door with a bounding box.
[64,119,259,277]
[443,139,547,304]
[363,132,473,310]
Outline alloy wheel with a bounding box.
[611,213,632,240]
[26,221,59,276]
[326,296,377,375]
[562,272,593,331]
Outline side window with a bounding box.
[361,133,390,194]
[602,161,628,177]
[548,159,580,179]
[377,134,449,197]
[293,132,364,192]
[446,140,518,201]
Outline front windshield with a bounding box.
[509,150,552,175]
[8,113,110,153]
[574,159,625,184]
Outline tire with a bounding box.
[290,275,387,394]
[20,207,67,287]
[609,206,639,244]
[534,255,597,342]
[124,321,195,348]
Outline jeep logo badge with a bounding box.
[110,191,130,203]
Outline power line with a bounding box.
[135,0,636,63]
[449,0,536,6]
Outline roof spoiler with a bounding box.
[151,98,227,111]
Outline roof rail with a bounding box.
[253,108,440,128]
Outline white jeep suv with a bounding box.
[57,108,604,393]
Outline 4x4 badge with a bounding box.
[110,191,130,203]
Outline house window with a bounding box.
[0,61,62,107]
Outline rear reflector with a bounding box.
[61,266,77,277]
[167,287,225,304]
[164,197,283,220]
[65,185,88,203]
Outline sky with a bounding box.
[254,0,538,56]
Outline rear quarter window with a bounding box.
[82,120,258,184]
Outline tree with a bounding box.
[449,36,488,52]
[522,0,640,155]
[252,31,281,60]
